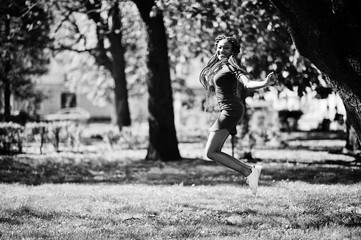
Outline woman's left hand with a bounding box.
[266,72,278,86]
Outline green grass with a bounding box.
[1,139,361,239]
[0,182,360,239]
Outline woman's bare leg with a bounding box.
[205,129,252,177]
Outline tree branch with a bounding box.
[53,10,73,33]
[50,45,99,53]
[20,1,40,18]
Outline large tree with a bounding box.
[269,0,361,144]
[0,0,52,121]
[132,0,181,161]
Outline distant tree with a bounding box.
[53,0,146,129]
[269,0,361,150]
[132,0,181,161]
[0,0,53,121]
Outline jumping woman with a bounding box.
[200,34,276,195]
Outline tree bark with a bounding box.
[133,0,181,161]
[108,2,131,129]
[269,0,361,146]
[86,0,131,129]
[3,74,11,122]
[345,118,360,152]
[3,17,11,122]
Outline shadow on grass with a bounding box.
[0,205,59,226]
[170,201,361,230]
[1,154,360,186]
[260,164,361,185]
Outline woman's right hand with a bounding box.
[266,72,278,86]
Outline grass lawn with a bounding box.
[0,182,360,240]
[1,139,361,239]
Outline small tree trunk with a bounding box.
[109,3,131,130]
[3,76,11,122]
[3,17,11,122]
[345,118,360,152]
[86,0,131,130]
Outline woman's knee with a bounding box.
[205,129,229,159]
[205,148,217,160]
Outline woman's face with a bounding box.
[216,39,233,60]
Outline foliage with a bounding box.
[36,121,82,152]
[248,109,281,144]
[0,122,24,154]
[47,122,69,152]
[84,124,148,150]
[101,127,122,149]
[236,109,283,159]
[278,110,303,132]
[24,121,84,153]
[161,0,324,96]
[0,121,150,155]
[25,122,48,153]
[0,0,53,116]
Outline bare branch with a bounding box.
[67,14,88,46]
[53,11,73,33]
[50,45,99,53]
[85,7,110,15]
[19,1,45,19]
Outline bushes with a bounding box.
[0,121,84,154]
[24,122,82,153]
[25,122,48,153]
[0,121,147,155]
[85,124,147,150]
[243,109,281,145]
[0,122,24,154]
[278,110,303,131]
[235,108,284,159]
[25,121,84,153]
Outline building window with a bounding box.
[61,92,76,108]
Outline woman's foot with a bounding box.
[246,165,262,195]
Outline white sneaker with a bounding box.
[246,165,262,195]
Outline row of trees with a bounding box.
[1,0,361,160]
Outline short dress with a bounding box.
[209,66,246,136]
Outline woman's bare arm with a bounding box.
[239,72,277,90]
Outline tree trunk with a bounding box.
[269,0,361,147]
[3,75,11,122]
[86,0,131,130]
[109,2,131,129]
[133,0,181,161]
[3,17,11,122]
[345,118,360,152]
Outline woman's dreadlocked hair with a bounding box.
[199,35,247,90]
[199,35,248,111]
